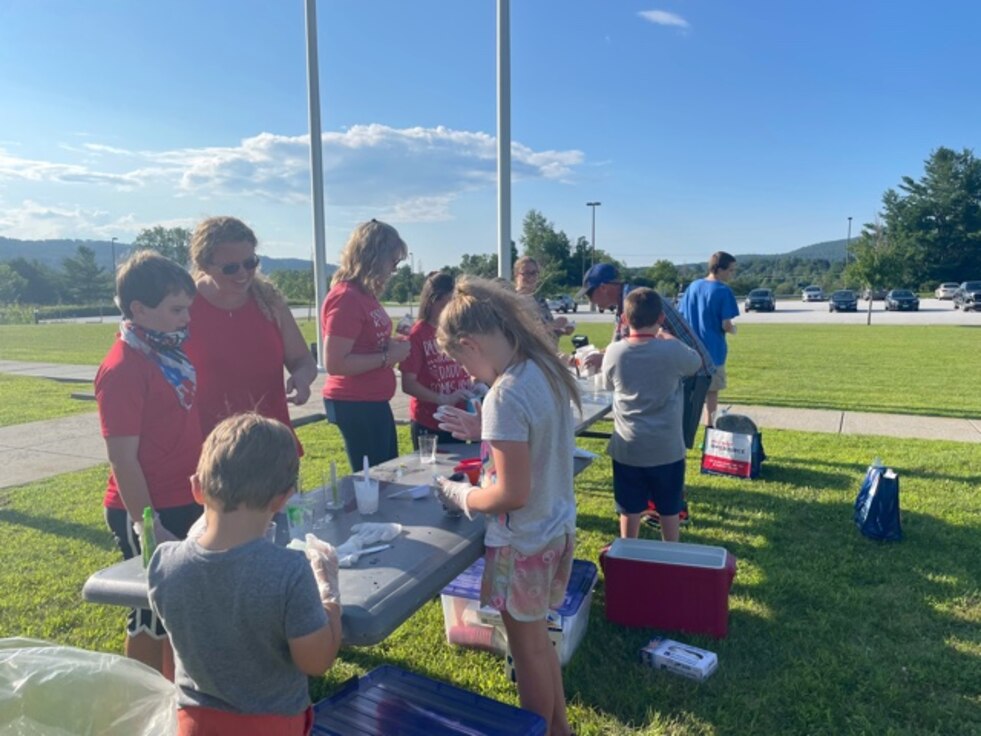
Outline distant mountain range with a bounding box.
[1,235,852,271]
[0,236,326,274]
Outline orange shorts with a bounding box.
[177,704,313,736]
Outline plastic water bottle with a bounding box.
[141,506,156,568]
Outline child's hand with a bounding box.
[434,476,476,519]
[305,534,340,605]
[136,513,178,544]
[436,404,481,441]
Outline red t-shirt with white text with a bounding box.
[95,340,202,511]
[399,320,470,430]
[321,281,396,402]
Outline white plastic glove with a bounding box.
[185,512,208,542]
[133,513,178,544]
[304,534,340,605]
[349,522,403,546]
[434,476,476,520]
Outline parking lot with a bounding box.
[736,297,979,325]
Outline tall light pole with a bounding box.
[110,237,117,275]
[496,0,512,279]
[586,202,601,268]
[305,0,328,370]
[845,216,852,265]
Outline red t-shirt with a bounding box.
[95,340,202,511]
[399,321,471,430]
[184,294,302,454]
[321,281,395,402]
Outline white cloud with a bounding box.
[0,199,193,241]
[638,10,691,30]
[0,125,584,227]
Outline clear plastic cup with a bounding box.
[354,479,379,515]
[418,434,438,465]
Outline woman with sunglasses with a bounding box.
[184,216,317,450]
[321,220,410,471]
[399,271,473,450]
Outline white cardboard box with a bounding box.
[640,638,718,681]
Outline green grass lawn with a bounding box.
[1,422,978,735]
[0,374,96,427]
[556,323,981,419]
[3,321,981,419]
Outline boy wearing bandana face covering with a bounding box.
[95,250,204,677]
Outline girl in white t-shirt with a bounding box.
[435,277,580,736]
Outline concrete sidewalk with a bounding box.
[1,361,979,490]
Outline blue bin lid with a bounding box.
[440,558,597,617]
[312,665,546,735]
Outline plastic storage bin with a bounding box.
[600,538,737,638]
[311,665,545,735]
[440,558,597,664]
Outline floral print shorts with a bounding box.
[481,533,575,622]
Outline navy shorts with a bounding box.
[612,458,686,516]
[105,504,202,638]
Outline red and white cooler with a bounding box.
[600,538,737,638]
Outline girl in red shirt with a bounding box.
[399,272,473,450]
[321,220,410,470]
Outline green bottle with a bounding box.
[141,506,156,568]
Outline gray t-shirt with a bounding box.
[481,360,576,554]
[148,537,328,715]
[601,337,701,467]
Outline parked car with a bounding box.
[953,281,981,311]
[862,287,888,301]
[935,282,959,300]
[801,285,824,302]
[546,294,578,313]
[885,289,920,311]
[828,289,858,312]
[744,288,776,312]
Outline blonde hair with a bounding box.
[189,216,286,323]
[331,219,408,296]
[196,413,299,512]
[437,277,580,411]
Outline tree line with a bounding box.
[3,146,977,310]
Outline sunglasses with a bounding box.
[216,256,260,276]
[519,270,540,277]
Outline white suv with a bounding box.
[801,286,824,302]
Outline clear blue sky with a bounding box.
[1,1,978,268]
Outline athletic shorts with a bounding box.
[104,503,202,638]
[612,458,686,516]
[481,532,575,622]
[177,705,313,736]
[709,364,727,392]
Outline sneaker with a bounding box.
[641,499,690,531]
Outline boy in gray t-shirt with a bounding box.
[601,288,700,541]
[148,413,342,734]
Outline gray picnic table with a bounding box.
[81,390,611,646]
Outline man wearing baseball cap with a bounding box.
[577,263,715,447]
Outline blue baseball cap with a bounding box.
[576,262,619,299]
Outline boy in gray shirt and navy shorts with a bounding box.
[601,288,701,541]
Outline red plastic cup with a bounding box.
[454,458,482,485]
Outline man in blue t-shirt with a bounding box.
[679,251,739,428]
